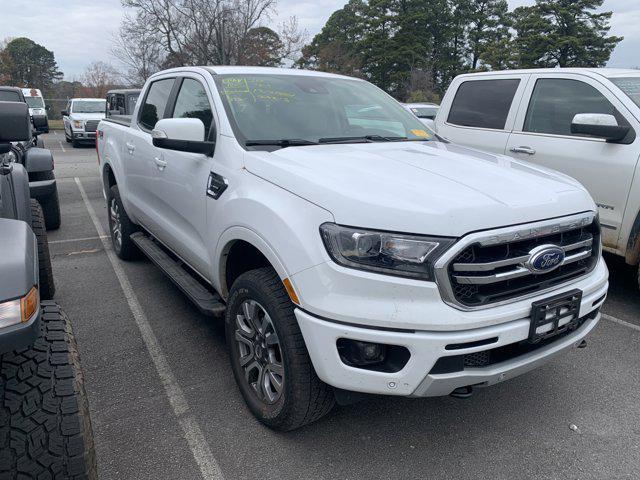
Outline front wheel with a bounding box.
[30,199,55,299]
[225,267,334,431]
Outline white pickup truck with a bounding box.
[434,68,640,285]
[97,66,608,430]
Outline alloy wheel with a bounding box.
[235,299,284,404]
[109,198,122,249]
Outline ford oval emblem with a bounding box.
[525,245,565,274]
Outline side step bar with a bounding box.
[130,232,226,317]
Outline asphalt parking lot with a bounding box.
[41,131,640,480]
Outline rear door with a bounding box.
[436,74,529,155]
[124,76,177,230]
[507,73,640,250]
[147,74,217,276]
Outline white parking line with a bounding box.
[49,235,108,244]
[602,313,640,333]
[74,177,224,480]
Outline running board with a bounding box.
[130,232,226,317]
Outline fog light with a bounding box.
[337,339,387,367]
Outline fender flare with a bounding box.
[215,226,289,298]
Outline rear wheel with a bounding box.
[107,185,139,260]
[226,267,334,431]
[30,199,55,299]
[0,302,98,479]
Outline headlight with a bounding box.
[320,223,455,281]
[73,120,84,129]
[0,287,39,329]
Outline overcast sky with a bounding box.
[0,0,637,80]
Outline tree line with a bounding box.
[0,0,623,105]
[297,0,622,101]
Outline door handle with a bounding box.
[154,156,167,170]
[509,146,536,155]
[125,142,135,154]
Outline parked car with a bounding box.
[0,101,97,478]
[97,66,608,431]
[0,101,61,230]
[434,68,640,286]
[106,88,140,119]
[404,102,439,129]
[0,86,47,136]
[62,98,106,147]
[21,87,49,133]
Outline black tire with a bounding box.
[30,199,55,300]
[107,185,139,260]
[225,267,334,431]
[71,138,79,148]
[65,130,72,143]
[36,136,45,148]
[0,302,98,479]
[29,171,61,230]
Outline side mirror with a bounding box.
[152,118,214,155]
[61,110,68,116]
[45,105,50,111]
[0,101,32,142]
[571,113,630,142]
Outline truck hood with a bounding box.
[70,113,105,121]
[243,141,595,237]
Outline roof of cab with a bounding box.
[456,67,640,80]
[152,65,363,81]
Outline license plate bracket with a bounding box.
[529,289,582,344]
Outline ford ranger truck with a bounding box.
[97,67,609,431]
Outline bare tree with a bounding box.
[111,16,164,86]
[117,0,304,69]
[82,61,121,98]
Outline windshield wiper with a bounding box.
[318,135,427,144]
[245,139,319,148]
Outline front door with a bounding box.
[507,74,640,250]
[148,75,217,276]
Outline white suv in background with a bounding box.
[434,69,640,285]
[62,98,106,147]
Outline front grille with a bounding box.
[444,215,600,308]
[85,120,99,132]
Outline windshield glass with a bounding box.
[214,74,434,146]
[72,100,106,113]
[610,77,640,108]
[25,96,45,108]
[0,91,21,102]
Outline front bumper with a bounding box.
[294,259,608,397]
[72,130,96,141]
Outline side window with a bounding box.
[524,78,627,137]
[447,79,520,130]
[171,78,214,136]
[139,78,175,131]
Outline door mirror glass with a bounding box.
[61,110,68,116]
[571,113,630,142]
[0,101,32,142]
[152,118,214,155]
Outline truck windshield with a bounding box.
[214,74,434,147]
[72,100,106,113]
[25,96,45,108]
[610,77,640,108]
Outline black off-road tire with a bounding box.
[36,137,45,148]
[107,185,139,260]
[30,199,55,300]
[226,267,335,431]
[29,171,61,230]
[0,302,98,479]
[71,138,79,148]
[64,130,71,143]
